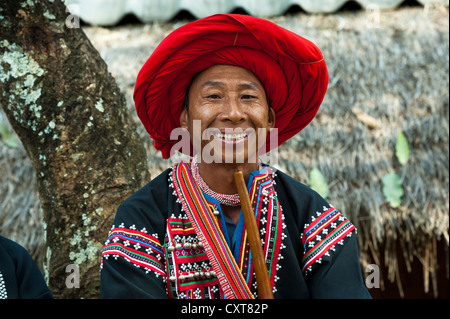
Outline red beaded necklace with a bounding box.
[190,154,261,207]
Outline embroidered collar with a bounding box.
[171,161,284,298]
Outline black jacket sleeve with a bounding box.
[0,236,53,299]
[100,170,170,299]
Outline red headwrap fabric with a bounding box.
[134,14,328,159]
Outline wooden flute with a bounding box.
[234,170,274,299]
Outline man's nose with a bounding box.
[220,98,246,123]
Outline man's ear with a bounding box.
[180,108,188,129]
[268,107,276,130]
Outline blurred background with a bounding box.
[1,0,448,298]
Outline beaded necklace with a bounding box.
[190,154,261,207]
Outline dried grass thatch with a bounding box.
[1,5,448,297]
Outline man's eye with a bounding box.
[242,95,256,99]
[207,94,221,99]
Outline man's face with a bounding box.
[180,64,275,164]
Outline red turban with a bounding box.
[134,14,328,159]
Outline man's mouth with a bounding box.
[214,132,248,141]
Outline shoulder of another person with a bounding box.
[0,236,30,261]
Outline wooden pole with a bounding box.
[234,170,274,299]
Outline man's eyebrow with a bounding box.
[237,82,260,90]
[201,81,261,90]
[201,80,224,88]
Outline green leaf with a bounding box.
[310,167,329,199]
[395,132,410,166]
[382,172,404,208]
[0,122,19,148]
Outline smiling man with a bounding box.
[181,64,274,167]
[100,14,371,299]
[180,64,275,225]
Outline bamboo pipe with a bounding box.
[234,170,274,299]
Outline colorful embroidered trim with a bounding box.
[301,207,355,273]
[102,227,165,276]
[164,215,220,299]
[236,167,283,294]
[172,162,254,299]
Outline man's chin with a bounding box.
[200,153,259,165]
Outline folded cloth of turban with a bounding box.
[134,14,329,159]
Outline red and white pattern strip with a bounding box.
[301,206,356,274]
[101,225,165,277]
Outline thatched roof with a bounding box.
[1,6,448,297]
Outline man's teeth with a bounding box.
[215,133,247,140]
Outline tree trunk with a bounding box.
[0,0,150,298]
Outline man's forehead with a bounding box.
[193,65,264,89]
